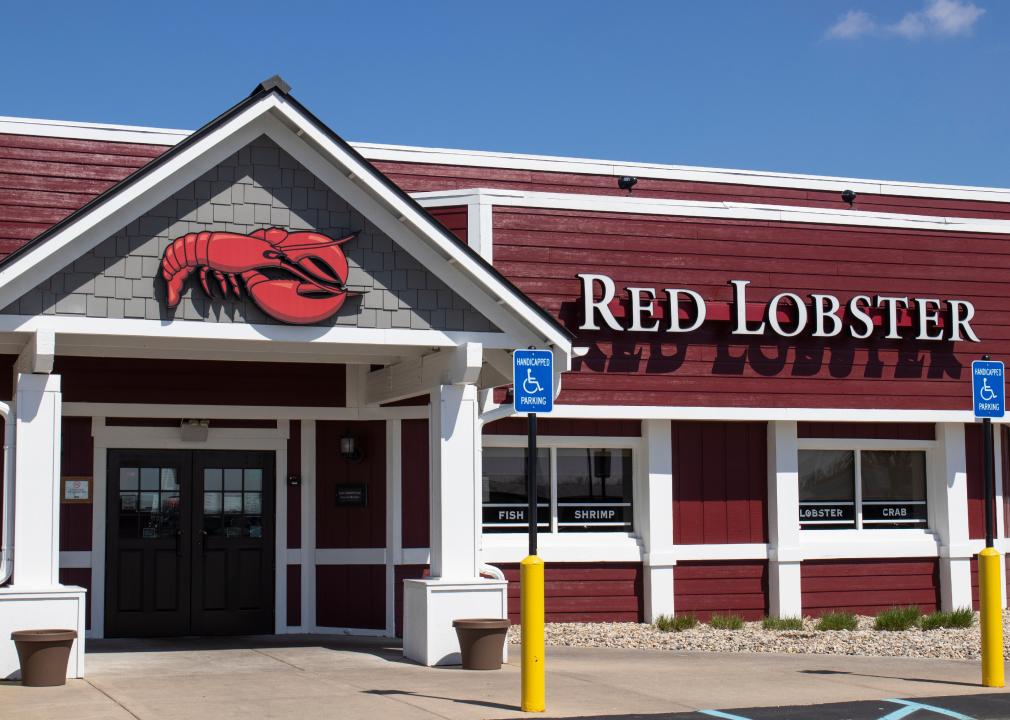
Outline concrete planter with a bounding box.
[452,618,509,670]
[11,629,77,686]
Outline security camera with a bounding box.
[618,176,638,192]
[841,189,857,206]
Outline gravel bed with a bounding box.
[505,611,1010,660]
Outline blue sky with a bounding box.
[3,1,1007,187]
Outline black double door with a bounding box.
[105,450,275,637]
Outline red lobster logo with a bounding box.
[160,227,356,325]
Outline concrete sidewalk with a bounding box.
[0,636,1006,719]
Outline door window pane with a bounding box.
[244,469,263,491]
[223,492,243,514]
[799,450,855,529]
[160,468,179,491]
[120,468,139,491]
[556,448,633,533]
[204,469,222,491]
[481,447,549,533]
[224,469,243,491]
[140,468,160,491]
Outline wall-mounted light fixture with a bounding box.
[618,176,638,193]
[340,429,364,463]
[180,419,210,442]
[841,189,857,207]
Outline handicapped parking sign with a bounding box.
[513,349,554,414]
[972,360,1005,419]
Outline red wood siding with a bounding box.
[60,416,93,551]
[674,561,768,620]
[498,562,643,623]
[53,357,346,407]
[401,419,430,549]
[801,558,940,616]
[492,206,1004,409]
[315,565,385,629]
[59,568,91,630]
[672,422,767,544]
[797,422,935,440]
[0,134,168,258]
[484,418,641,436]
[966,423,988,540]
[426,205,467,243]
[287,420,301,550]
[394,564,428,637]
[287,565,300,627]
[374,160,1010,222]
[315,421,385,549]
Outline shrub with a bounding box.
[874,606,922,631]
[874,606,922,632]
[655,613,698,632]
[708,613,744,630]
[816,611,858,631]
[762,616,804,631]
[919,608,974,630]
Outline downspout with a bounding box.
[0,401,13,585]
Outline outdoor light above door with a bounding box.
[340,430,363,463]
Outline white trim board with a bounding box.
[415,188,1010,235]
[5,114,1010,204]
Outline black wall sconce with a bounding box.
[340,429,364,463]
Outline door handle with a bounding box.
[175,529,183,558]
[201,529,208,555]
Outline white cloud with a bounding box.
[827,0,985,40]
[827,10,877,39]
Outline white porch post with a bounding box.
[641,419,674,621]
[0,355,86,679]
[402,381,507,666]
[767,420,802,618]
[933,422,974,611]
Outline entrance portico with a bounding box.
[0,77,571,679]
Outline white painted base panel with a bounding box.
[402,578,508,667]
[0,585,86,680]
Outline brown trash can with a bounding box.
[11,629,77,687]
[452,618,509,670]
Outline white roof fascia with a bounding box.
[411,188,1010,235]
[3,114,1009,204]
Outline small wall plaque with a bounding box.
[335,484,367,506]
[62,476,92,504]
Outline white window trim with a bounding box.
[481,434,642,544]
[797,437,936,533]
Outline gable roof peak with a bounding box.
[251,75,291,97]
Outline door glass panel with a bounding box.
[204,492,222,513]
[160,468,179,491]
[205,469,222,491]
[244,469,262,491]
[223,492,243,514]
[140,467,160,491]
[224,469,242,491]
[140,491,159,512]
[243,492,262,514]
[120,468,139,491]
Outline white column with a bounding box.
[403,383,506,666]
[933,422,973,611]
[12,372,62,588]
[428,384,481,580]
[385,419,403,636]
[300,420,317,631]
[640,419,674,621]
[1,370,85,680]
[767,420,802,618]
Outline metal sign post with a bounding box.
[513,348,554,713]
[972,355,1005,688]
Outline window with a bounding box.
[799,449,927,530]
[481,443,634,534]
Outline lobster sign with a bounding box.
[160,227,357,325]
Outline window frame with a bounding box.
[797,436,936,532]
[481,434,640,536]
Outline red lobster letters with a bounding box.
[160,227,356,324]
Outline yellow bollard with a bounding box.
[521,554,546,712]
[978,546,1005,688]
